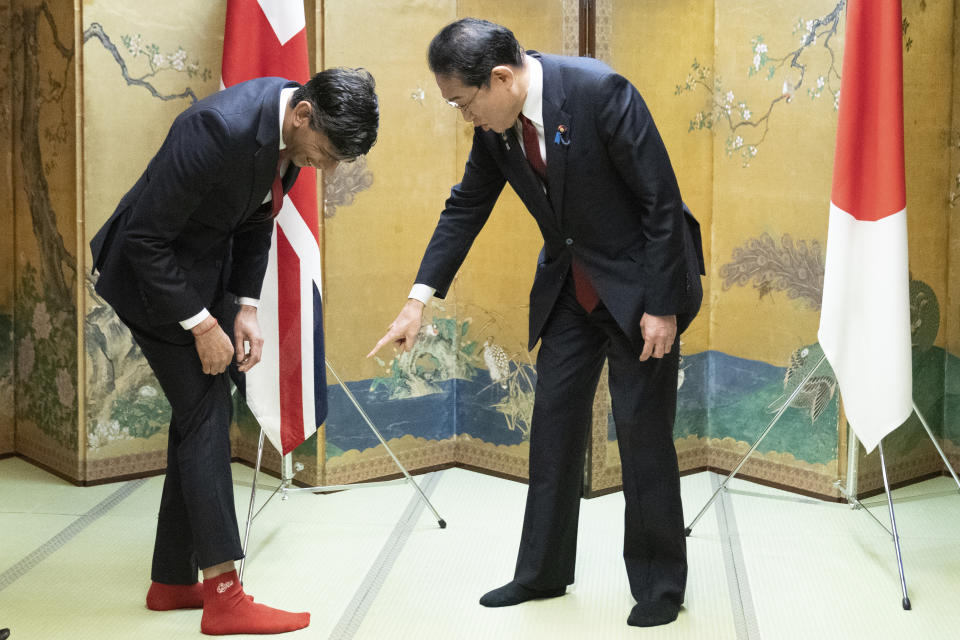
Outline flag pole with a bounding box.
[877,441,911,610]
[239,430,292,583]
[842,419,859,499]
[838,429,892,535]
[239,429,264,583]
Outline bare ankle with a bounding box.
[201,561,235,581]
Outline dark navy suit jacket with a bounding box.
[415,53,705,352]
[91,77,300,343]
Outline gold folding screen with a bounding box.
[1,1,957,501]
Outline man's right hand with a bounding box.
[367,298,425,358]
[192,316,234,375]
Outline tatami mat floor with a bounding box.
[1,456,959,639]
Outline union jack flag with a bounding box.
[222,0,326,455]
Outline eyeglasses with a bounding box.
[446,86,481,113]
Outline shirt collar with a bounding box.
[278,86,296,151]
[520,55,543,128]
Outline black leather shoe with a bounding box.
[627,601,681,627]
[479,581,566,607]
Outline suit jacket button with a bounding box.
[565,238,573,245]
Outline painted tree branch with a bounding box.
[38,1,72,58]
[753,0,846,110]
[676,1,846,166]
[83,23,199,104]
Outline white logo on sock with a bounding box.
[217,580,234,594]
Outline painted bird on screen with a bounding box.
[482,338,511,389]
[767,342,837,423]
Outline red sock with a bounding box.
[146,581,204,610]
[147,580,252,611]
[200,571,309,635]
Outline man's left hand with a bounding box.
[234,305,264,372]
[638,313,677,362]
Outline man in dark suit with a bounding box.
[91,68,378,635]
[369,19,703,628]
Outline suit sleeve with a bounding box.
[414,130,507,298]
[228,214,273,300]
[122,108,231,323]
[595,73,687,316]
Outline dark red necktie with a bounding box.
[518,114,546,180]
[518,114,598,313]
[270,152,287,219]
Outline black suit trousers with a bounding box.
[126,320,244,584]
[513,276,687,606]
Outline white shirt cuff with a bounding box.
[180,308,210,330]
[236,297,260,308]
[408,284,436,306]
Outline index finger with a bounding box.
[367,333,394,358]
[240,339,263,371]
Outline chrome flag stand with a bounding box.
[683,353,960,611]
[238,359,447,582]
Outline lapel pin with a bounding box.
[554,124,571,146]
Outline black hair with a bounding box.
[291,67,379,159]
[427,18,524,88]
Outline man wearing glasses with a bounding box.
[91,68,378,635]
[370,18,703,628]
